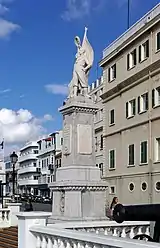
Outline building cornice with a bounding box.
[100,4,160,66]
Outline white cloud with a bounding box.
[0,3,8,15]
[0,108,51,144]
[45,84,68,95]
[43,114,54,121]
[0,19,20,39]
[62,0,91,21]
[0,88,11,94]
[0,0,20,39]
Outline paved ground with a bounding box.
[21,202,52,212]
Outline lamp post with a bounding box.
[10,151,18,198]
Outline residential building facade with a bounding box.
[100,3,160,204]
[37,131,63,196]
[18,141,40,195]
[88,76,104,177]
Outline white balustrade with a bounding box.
[30,225,160,248]
[0,208,10,227]
[49,220,151,239]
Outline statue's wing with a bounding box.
[82,30,94,68]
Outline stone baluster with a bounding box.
[95,229,99,234]
[113,228,118,236]
[129,227,135,239]
[121,227,126,238]
[0,211,3,223]
[41,236,47,248]
[36,235,41,248]
[47,237,53,248]
[104,228,108,235]
[145,226,150,236]
[137,226,143,235]
[59,240,65,248]
[53,239,58,248]
[66,241,72,248]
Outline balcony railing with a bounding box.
[18,179,38,186]
[18,166,38,175]
[38,175,50,184]
[18,153,38,163]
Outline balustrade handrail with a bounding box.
[30,225,160,248]
[0,208,10,212]
[49,220,150,229]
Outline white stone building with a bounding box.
[18,141,40,195]
[37,131,63,197]
[88,76,104,177]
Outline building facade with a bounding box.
[18,141,40,195]
[37,131,63,197]
[100,3,160,204]
[88,76,104,177]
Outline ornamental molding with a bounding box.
[51,185,108,192]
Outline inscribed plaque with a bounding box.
[63,124,72,155]
[77,124,92,154]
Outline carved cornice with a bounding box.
[51,185,108,192]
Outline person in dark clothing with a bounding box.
[25,198,33,211]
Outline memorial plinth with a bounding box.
[49,96,108,220]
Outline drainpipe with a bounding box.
[148,30,153,204]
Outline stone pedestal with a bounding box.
[50,96,108,220]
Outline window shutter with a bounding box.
[133,99,136,115]
[126,102,129,118]
[134,49,137,65]
[138,96,140,113]
[139,45,141,62]
[114,64,116,79]
[127,54,130,70]
[146,40,149,58]
[108,67,110,82]
[152,89,155,107]
[157,32,160,51]
[146,92,149,110]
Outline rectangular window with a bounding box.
[109,149,115,169]
[138,92,149,113]
[110,186,115,194]
[140,141,148,164]
[100,135,103,150]
[109,109,115,125]
[108,64,116,82]
[156,32,160,51]
[128,144,134,166]
[127,49,136,70]
[155,138,160,162]
[152,87,160,107]
[139,40,149,62]
[126,99,136,118]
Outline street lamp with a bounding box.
[10,151,18,198]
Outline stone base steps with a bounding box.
[0,226,18,248]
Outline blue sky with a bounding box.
[0,0,159,149]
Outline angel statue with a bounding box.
[68,27,94,98]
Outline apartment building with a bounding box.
[88,76,104,177]
[18,141,40,195]
[100,3,160,204]
[5,155,19,195]
[37,131,63,197]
